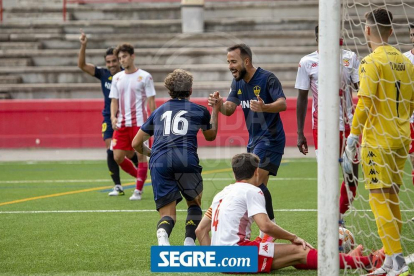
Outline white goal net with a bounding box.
[339,0,414,274]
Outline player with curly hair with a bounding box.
[133,69,220,246]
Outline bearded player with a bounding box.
[208,44,287,240]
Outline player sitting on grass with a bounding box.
[196,153,385,274]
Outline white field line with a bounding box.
[8,176,414,185]
[0,159,317,165]
[0,209,413,214]
[0,178,318,184]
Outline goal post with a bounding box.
[318,0,341,275]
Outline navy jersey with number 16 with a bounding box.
[140,98,212,160]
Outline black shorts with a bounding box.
[150,151,203,211]
[248,145,283,176]
[102,115,114,141]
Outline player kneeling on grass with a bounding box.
[132,69,220,246]
[196,153,384,273]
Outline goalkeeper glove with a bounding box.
[342,134,359,174]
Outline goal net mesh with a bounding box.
[340,0,414,273]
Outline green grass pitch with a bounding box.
[0,158,413,276]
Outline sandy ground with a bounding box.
[0,146,316,162]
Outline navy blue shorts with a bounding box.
[248,144,283,176]
[150,151,203,211]
[102,115,114,141]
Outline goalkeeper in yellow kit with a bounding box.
[342,8,414,276]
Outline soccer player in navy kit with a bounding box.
[132,69,220,246]
[77,30,139,195]
[208,44,287,239]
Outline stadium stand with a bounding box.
[0,0,318,100]
[0,0,410,100]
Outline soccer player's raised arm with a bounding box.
[132,129,152,157]
[195,209,212,246]
[297,89,309,155]
[77,29,95,76]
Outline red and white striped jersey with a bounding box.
[109,69,156,128]
[294,50,360,131]
[403,50,414,123]
[210,182,267,246]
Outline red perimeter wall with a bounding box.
[0,98,313,148]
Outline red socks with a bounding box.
[339,253,370,269]
[294,249,370,270]
[339,181,357,214]
[119,159,148,191]
[119,158,137,178]
[135,162,148,191]
[294,249,318,270]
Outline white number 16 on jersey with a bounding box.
[161,110,189,135]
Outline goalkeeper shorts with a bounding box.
[361,146,407,189]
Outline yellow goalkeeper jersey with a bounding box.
[358,45,414,149]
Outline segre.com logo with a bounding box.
[151,246,258,272]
